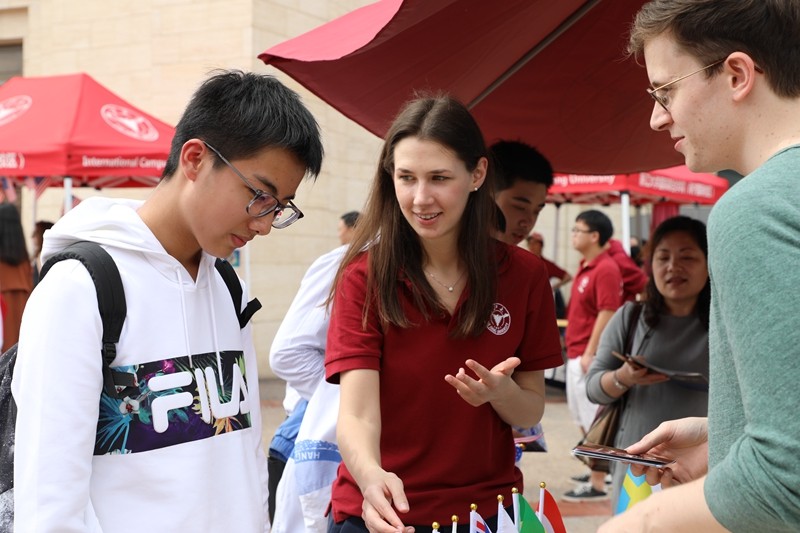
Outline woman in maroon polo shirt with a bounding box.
[324,96,563,533]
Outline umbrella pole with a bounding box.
[621,191,631,255]
[635,205,643,241]
[552,203,561,262]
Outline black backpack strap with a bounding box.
[214,258,262,328]
[40,241,136,398]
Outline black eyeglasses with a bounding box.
[571,227,594,234]
[203,142,304,229]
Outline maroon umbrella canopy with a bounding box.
[260,0,678,175]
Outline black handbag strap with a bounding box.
[612,303,643,405]
[624,303,643,356]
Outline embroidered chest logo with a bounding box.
[487,303,511,335]
[577,275,590,294]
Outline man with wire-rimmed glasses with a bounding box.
[600,1,800,532]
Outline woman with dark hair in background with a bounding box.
[0,203,33,352]
[585,216,710,510]
[325,95,562,532]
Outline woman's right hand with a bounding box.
[626,417,709,487]
[360,469,415,533]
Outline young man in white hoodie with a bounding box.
[11,70,323,532]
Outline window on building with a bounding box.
[0,43,22,84]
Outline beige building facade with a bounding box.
[1,0,382,377]
[2,0,645,377]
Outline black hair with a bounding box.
[490,140,554,191]
[495,205,506,233]
[31,220,54,259]
[576,209,614,246]
[163,70,323,180]
[340,211,360,228]
[0,204,30,265]
[643,216,710,329]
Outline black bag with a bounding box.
[0,243,261,530]
[577,303,642,473]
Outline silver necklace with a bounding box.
[425,269,465,292]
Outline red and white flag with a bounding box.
[469,506,492,533]
[495,497,517,533]
[537,486,567,533]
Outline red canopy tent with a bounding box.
[545,165,728,253]
[549,165,729,206]
[259,0,679,175]
[0,73,173,197]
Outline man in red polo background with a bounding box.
[564,209,623,501]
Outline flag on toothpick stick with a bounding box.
[537,482,567,533]
[512,488,545,533]
[495,495,517,533]
[24,176,51,199]
[615,465,662,515]
[469,503,492,533]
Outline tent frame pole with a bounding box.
[63,176,73,214]
[621,191,631,255]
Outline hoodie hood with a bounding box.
[42,197,192,279]
[42,196,221,369]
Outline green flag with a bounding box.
[516,493,545,533]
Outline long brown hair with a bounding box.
[330,95,497,338]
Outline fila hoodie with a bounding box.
[12,197,269,532]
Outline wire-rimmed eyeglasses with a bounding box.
[203,142,304,229]
[646,59,726,112]
[571,227,594,234]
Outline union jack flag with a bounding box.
[469,506,492,533]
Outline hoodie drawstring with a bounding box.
[175,267,194,369]
[207,282,224,395]
[175,262,226,399]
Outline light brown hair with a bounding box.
[628,0,800,98]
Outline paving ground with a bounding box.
[260,379,611,532]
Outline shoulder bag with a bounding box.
[577,303,642,472]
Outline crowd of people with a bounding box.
[3,0,799,532]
